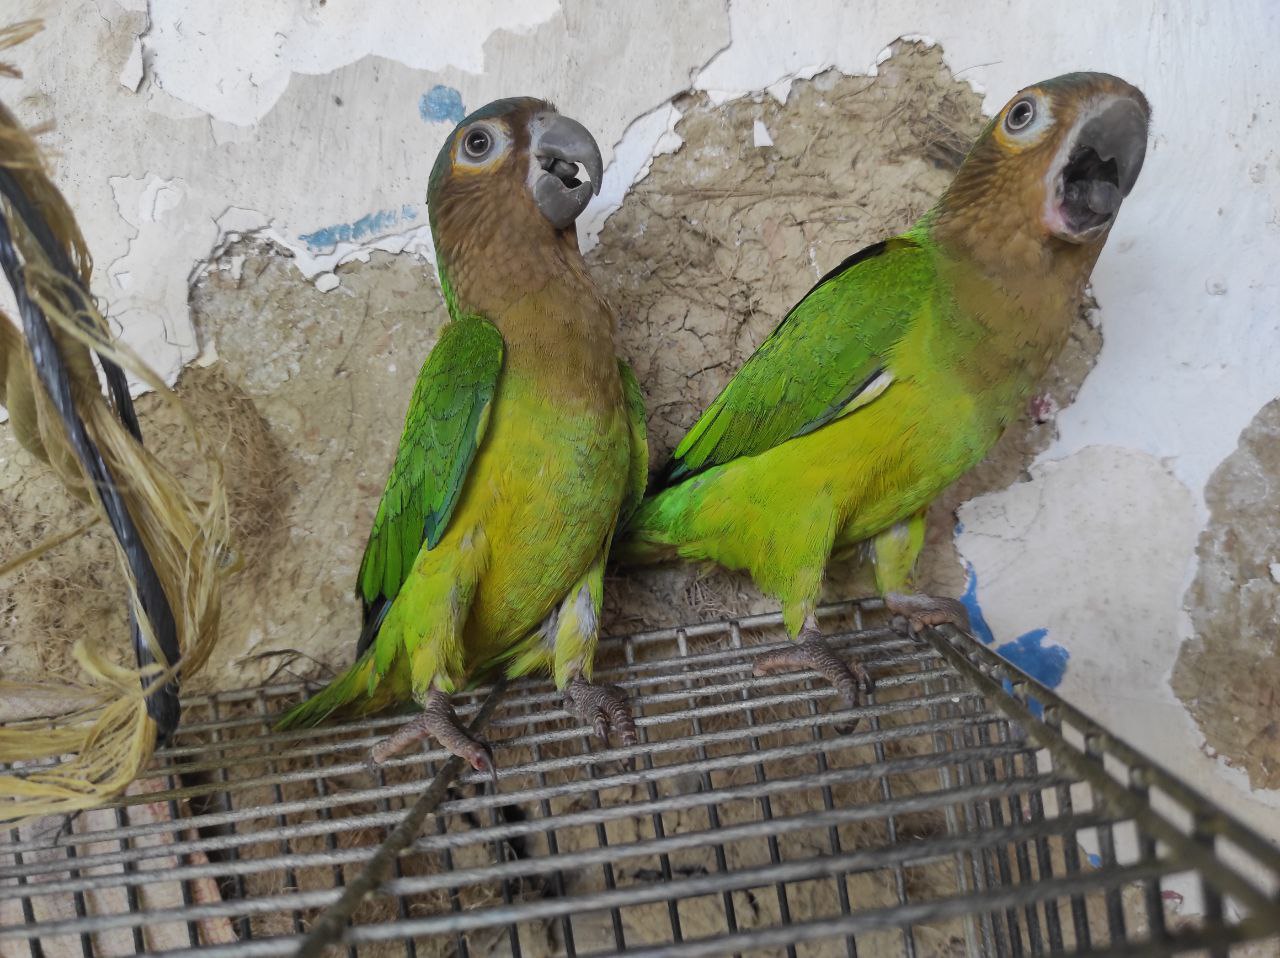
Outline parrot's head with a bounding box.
[935,72,1150,258]
[427,97,603,256]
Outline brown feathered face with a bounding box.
[427,97,604,248]
[942,73,1150,247]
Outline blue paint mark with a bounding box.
[996,630,1067,688]
[996,629,1069,717]
[299,205,420,253]
[419,85,465,124]
[1087,853,1102,868]
[960,561,1069,718]
[959,562,996,646]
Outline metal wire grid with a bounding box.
[3,598,1280,957]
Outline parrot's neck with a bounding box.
[922,199,1105,291]
[436,227,621,406]
[919,205,1105,404]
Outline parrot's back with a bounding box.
[616,223,1091,574]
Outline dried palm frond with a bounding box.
[0,19,230,823]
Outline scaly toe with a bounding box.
[753,626,823,676]
[751,633,869,716]
[370,690,500,784]
[885,592,972,633]
[564,677,638,752]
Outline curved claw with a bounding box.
[884,592,972,633]
[370,689,499,785]
[753,632,873,711]
[465,740,499,786]
[563,677,639,760]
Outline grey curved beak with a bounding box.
[529,112,604,230]
[1051,92,1150,243]
[1077,97,1149,198]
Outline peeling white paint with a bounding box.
[751,119,773,147]
[118,38,143,92]
[7,0,730,379]
[578,102,684,252]
[143,0,562,126]
[958,448,1196,757]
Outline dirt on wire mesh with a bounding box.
[61,610,974,957]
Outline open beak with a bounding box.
[528,111,604,230]
[1047,95,1149,243]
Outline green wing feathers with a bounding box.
[663,237,928,483]
[278,317,502,731]
[618,358,649,523]
[357,317,504,606]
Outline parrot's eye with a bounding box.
[1005,98,1036,132]
[463,127,493,158]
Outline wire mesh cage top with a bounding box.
[4,598,1280,957]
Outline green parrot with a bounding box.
[278,99,648,775]
[616,73,1149,706]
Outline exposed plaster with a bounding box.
[141,0,562,126]
[1174,397,1280,791]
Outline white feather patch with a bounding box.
[837,370,894,419]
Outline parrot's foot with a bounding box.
[562,676,638,755]
[370,689,496,782]
[884,591,972,633]
[752,625,874,713]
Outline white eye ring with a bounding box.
[463,127,492,158]
[1006,98,1036,132]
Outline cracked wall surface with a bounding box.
[1174,399,1280,791]
[1,245,447,689]
[2,0,1280,850]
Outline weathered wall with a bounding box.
[2,0,1278,869]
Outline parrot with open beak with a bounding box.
[278,98,648,777]
[616,73,1149,711]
